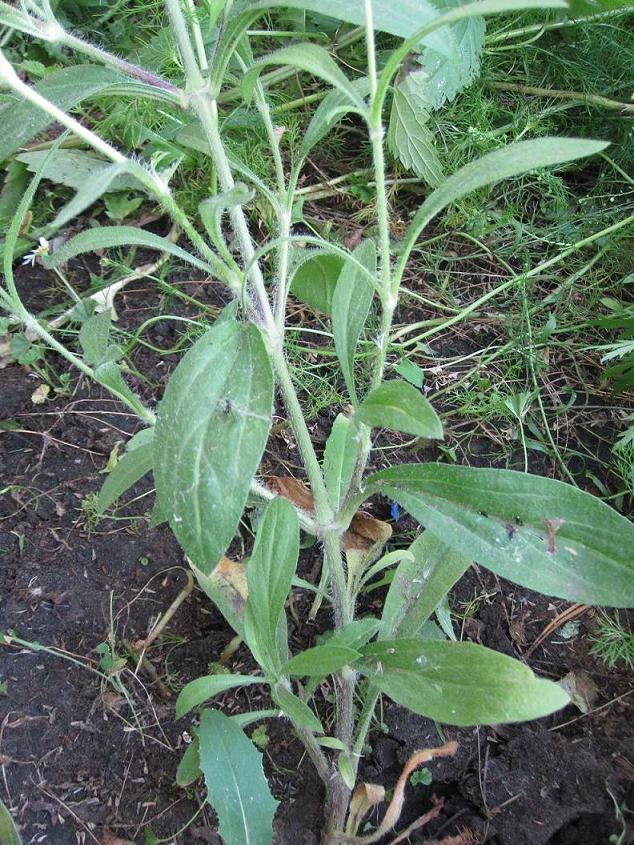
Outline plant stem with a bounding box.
[486,7,633,45]
[488,81,634,114]
[164,0,204,90]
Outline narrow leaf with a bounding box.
[244,498,299,674]
[17,150,138,193]
[332,239,376,403]
[176,737,201,787]
[273,684,323,733]
[369,464,634,607]
[97,442,153,515]
[198,709,278,845]
[360,640,570,725]
[380,532,470,639]
[241,43,365,110]
[284,645,361,677]
[357,380,443,439]
[0,797,21,845]
[176,674,263,719]
[300,78,370,161]
[323,414,357,511]
[153,320,273,575]
[46,225,215,276]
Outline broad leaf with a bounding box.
[97,442,153,515]
[290,252,344,315]
[360,640,570,725]
[380,532,470,639]
[332,240,376,403]
[198,709,278,845]
[323,414,357,511]
[357,380,443,440]
[241,43,365,110]
[153,320,273,574]
[284,645,361,677]
[244,498,299,675]
[79,311,116,366]
[369,464,634,607]
[176,674,264,718]
[273,683,323,733]
[46,225,215,276]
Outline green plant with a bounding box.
[590,611,634,671]
[1,1,633,843]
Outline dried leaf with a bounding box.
[346,783,385,836]
[102,830,136,845]
[343,742,458,844]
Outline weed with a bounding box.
[590,611,634,672]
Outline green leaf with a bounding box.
[200,183,254,263]
[360,640,569,725]
[357,380,443,440]
[299,77,370,161]
[380,532,469,639]
[46,225,215,276]
[332,240,376,403]
[273,683,323,733]
[0,797,21,845]
[97,442,153,515]
[49,164,130,233]
[323,618,380,650]
[394,358,424,388]
[0,161,28,229]
[153,320,273,575]
[0,2,43,38]
[398,138,609,275]
[241,43,365,110]
[0,65,176,163]
[176,736,201,787]
[78,311,116,366]
[231,709,281,728]
[323,414,357,511]
[387,73,443,187]
[176,674,263,719]
[93,361,148,418]
[284,645,361,677]
[198,709,278,845]
[369,464,634,607]
[290,252,344,315]
[338,753,355,789]
[104,192,144,222]
[244,498,299,675]
[17,150,138,193]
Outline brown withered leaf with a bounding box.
[102,830,136,845]
[266,476,391,551]
[346,782,385,836]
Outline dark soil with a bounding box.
[1,257,633,845]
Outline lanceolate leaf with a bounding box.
[357,380,443,440]
[176,674,264,719]
[241,43,365,110]
[46,226,215,276]
[284,645,361,677]
[96,442,153,515]
[359,640,570,725]
[198,709,278,845]
[153,320,273,575]
[17,151,138,193]
[0,65,177,163]
[299,78,371,162]
[323,414,357,511]
[244,498,299,675]
[397,138,609,277]
[332,240,376,403]
[290,252,344,315]
[369,464,634,607]
[176,736,201,787]
[273,683,323,733]
[0,797,21,845]
[380,532,471,639]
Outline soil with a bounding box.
[1,250,633,845]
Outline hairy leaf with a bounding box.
[369,464,634,606]
[357,380,443,440]
[153,320,273,574]
[198,709,278,845]
[387,71,443,186]
[284,645,361,677]
[323,414,357,511]
[380,532,470,639]
[290,252,344,315]
[332,240,376,403]
[360,640,569,725]
[17,150,138,193]
[244,498,299,675]
[97,442,153,515]
[176,674,264,719]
